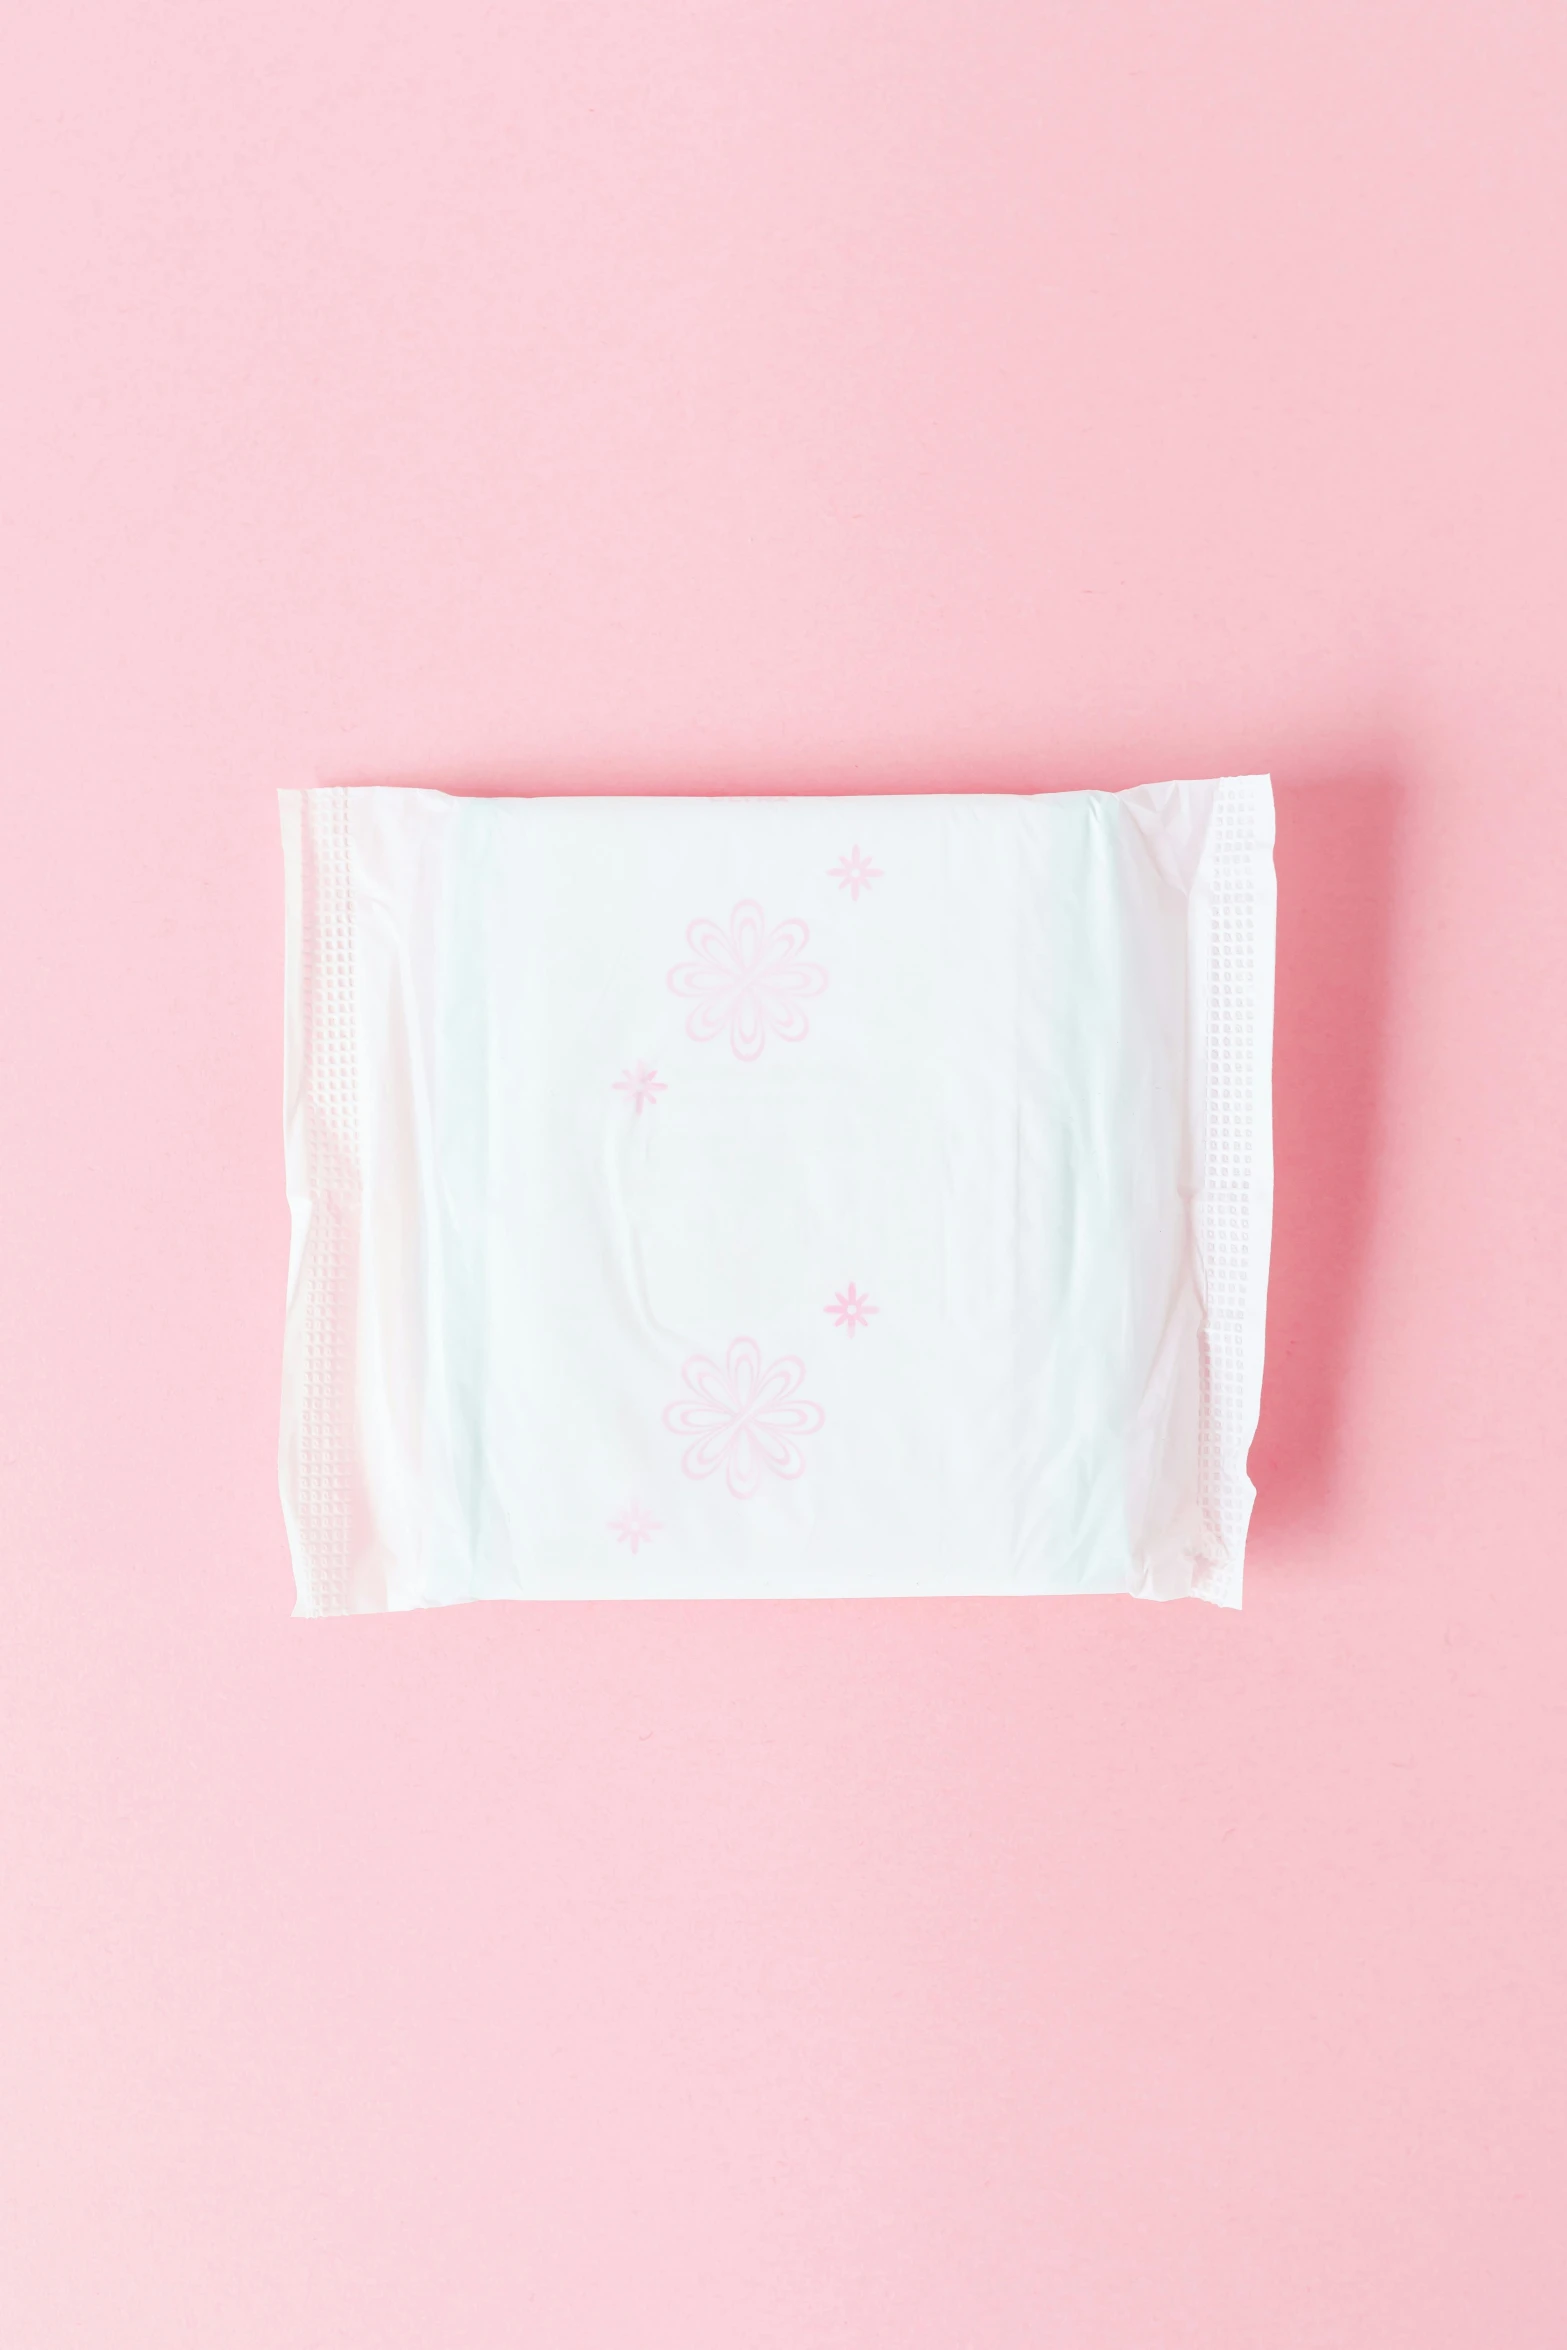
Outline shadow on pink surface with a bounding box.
[1248,768,1403,1545]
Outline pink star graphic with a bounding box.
[613,1061,667,1113]
[608,1502,661,1554]
[824,1282,878,1335]
[827,845,883,901]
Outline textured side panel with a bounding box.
[292,788,360,1615]
[1193,778,1276,1607]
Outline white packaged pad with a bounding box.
[279,779,1274,1613]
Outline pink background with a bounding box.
[3,6,1564,2344]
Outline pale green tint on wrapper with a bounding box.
[280,780,1274,1613]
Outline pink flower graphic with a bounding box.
[825,1282,878,1335]
[613,1061,667,1112]
[663,1337,825,1498]
[667,901,827,1061]
[608,1502,661,1554]
[828,845,883,901]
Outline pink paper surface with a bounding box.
[2,6,1563,2345]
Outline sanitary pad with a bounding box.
[279,779,1274,1612]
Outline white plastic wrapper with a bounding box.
[279,779,1274,1613]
